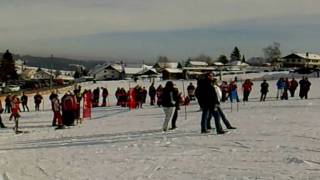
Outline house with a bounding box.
[93,64,123,80]
[21,69,37,80]
[182,67,217,79]
[226,61,249,71]
[185,61,208,67]
[282,52,320,68]
[33,70,55,80]
[153,62,182,73]
[55,74,75,85]
[162,68,183,80]
[92,63,148,80]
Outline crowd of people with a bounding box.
[0,75,314,134]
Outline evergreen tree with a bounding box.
[217,55,229,64]
[230,47,241,62]
[241,55,246,63]
[0,50,18,82]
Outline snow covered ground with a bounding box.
[0,74,320,180]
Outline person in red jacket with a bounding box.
[61,92,77,126]
[10,95,21,133]
[51,93,64,129]
[220,81,229,102]
[289,78,298,97]
[242,79,254,102]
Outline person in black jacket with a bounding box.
[149,83,156,105]
[20,92,29,112]
[161,81,179,132]
[195,72,224,134]
[34,92,43,111]
[260,80,269,101]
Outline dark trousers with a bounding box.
[217,106,232,128]
[62,110,75,126]
[171,109,178,129]
[299,89,309,99]
[281,89,288,100]
[5,105,11,113]
[289,89,296,97]
[243,91,250,101]
[102,97,107,106]
[260,93,267,101]
[221,92,227,102]
[208,106,232,129]
[150,96,155,105]
[22,103,29,112]
[35,103,40,111]
[0,116,6,128]
[201,108,223,133]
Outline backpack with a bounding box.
[63,96,75,111]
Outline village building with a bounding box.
[92,63,155,80]
[162,68,183,80]
[185,61,208,67]
[153,62,183,73]
[282,52,320,68]
[226,61,249,71]
[33,69,55,80]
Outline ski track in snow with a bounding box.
[0,77,320,179]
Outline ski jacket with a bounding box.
[51,97,61,112]
[195,79,220,110]
[242,82,253,92]
[161,88,179,107]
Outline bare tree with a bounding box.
[263,42,281,64]
[157,56,169,63]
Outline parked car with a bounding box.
[2,85,21,93]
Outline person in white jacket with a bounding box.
[211,78,237,130]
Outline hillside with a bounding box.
[0,52,107,71]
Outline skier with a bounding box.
[161,81,179,132]
[276,78,285,99]
[51,93,64,129]
[229,80,240,103]
[281,78,290,100]
[156,85,163,107]
[260,79,269,101]
[92,87,100,107]
[142,87,147,105]
[195,73,225,134]
[115,87,121,106]
[299,77,311,99]
[211,78,236,130]
[101,87,109,107]
[187,82,196,101]
[4,94,12,113]
[11,95,21,133]
[170,89,181,130]
[20,92,29,112]
[242,79,253,102]
[61,92,77,126]
[34,92,43,111]
[289,78,298,97]
[148,83,156,105]
[220,81,229,102]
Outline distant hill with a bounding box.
[0,52,107,71]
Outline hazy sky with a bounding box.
[1,0,320,62]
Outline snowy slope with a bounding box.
[0,76,320,180]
